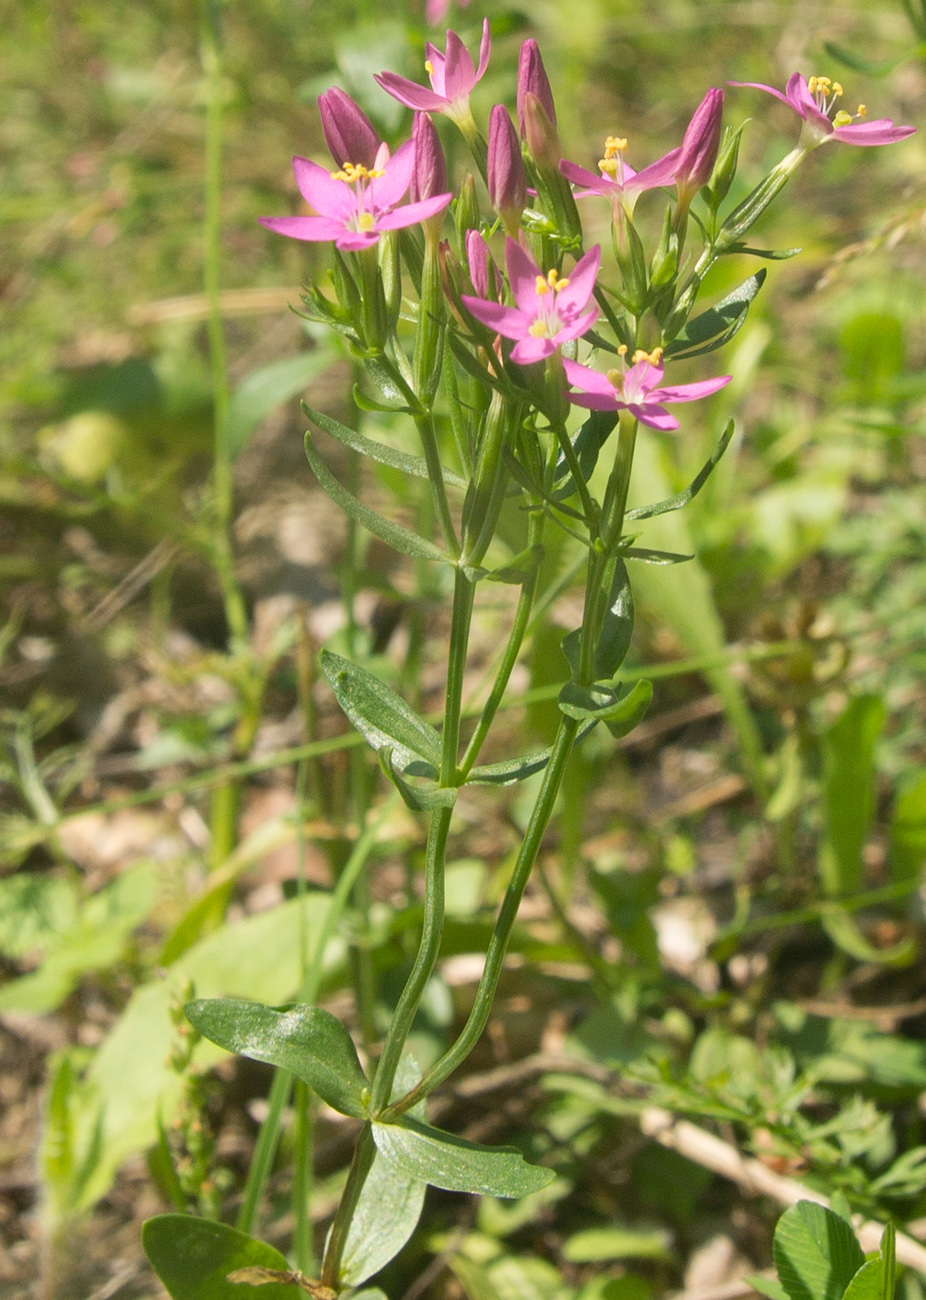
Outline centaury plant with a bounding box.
[142,22,915,1298]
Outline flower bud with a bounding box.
[410,112,448,203]
[487,105,527,236]
[465,229,499,300]
[454,172,481,254]
[675,88,724,201]
[521,93,583,245]
[703,121,744,212]
[517,39,556,138]
[318,87,380,170]
[521,90,561,172]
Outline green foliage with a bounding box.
[372,1117,554,1198]
[819,696,885,897]
[143,1216,302,1300]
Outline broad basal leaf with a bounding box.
[321,650,441,776]
[372,1116,554,1198]
[772,1202,865,1300]
[185,999,369,1119]
[143,1216,301,1300]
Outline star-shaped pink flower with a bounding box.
[259,142,452,252]
[375,20,491,126]
[564,351,731,430]
[560,138,681,216]
[461,238,600,365]
[728,73,915,147]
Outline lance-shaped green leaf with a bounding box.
[227,351,336,460]
[305,434,450,564]
[724,244,802,261]
[622,546,693,564]
[303,403,467,490]
[363,356,417,410]
[185,999,369,1119]
[372,1115,554,1197]
[558,679,653,738]
[380,748,457,812]
[772,1202,865,1300]
[468,721,598,786]
[627,421,735,523]
[143,1215,301,1300]
[664,270,766,360]
[321,650,441,776]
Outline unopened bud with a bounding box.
[465,229,499,300]
[675,88,724,201]
[318,87,380,170]
[703,121,745,212]
[488,105,527,236]
[454,173,481,256]
[411,111,448,204]
[517,39,557,138]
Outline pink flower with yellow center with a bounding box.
[374,21,491,131]
[564,348,731,430]
[259,141,452,252]
[560,136,681,216]
[461,237,600,365]
[728,73,915,148]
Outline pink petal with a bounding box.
[627,360,663,390]
[555,306,599,343]
[563,358,618,396]
[633,404,680,431]
[259,215,348,242]
[629,147,682,193]
[370,140,414,210]
[335,229,381,250]
[569,391,621,411]
[424,45,447,97]
[443,29,476,102]
[651,375,732,403]
[510,335,556,364]
[555,245,600,315]
[785,72,816,118]
[292,156,354,218]
[475,18,492,81]
[831,119,917,145]
[374,72,449,113]
[375,193,453,230]
[728,79,792,109]
[460,296,529,339]
[505,237,543,316]
[559,159,609,190]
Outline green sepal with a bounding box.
[664,269,766,359]
[142,1215,301,1300]
[380,748,457,812]
[184,999,370,1118]
[321,650,442,775]
[372,1115,554,1198]
[627,421,735,523]
[558,678,653,738]
[303,403,466,490]
[306,435,450,564]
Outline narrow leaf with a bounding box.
[305,434,450,564]
[303,402,466,490]
[468,721,598,786]
[665,270,766,359]
[372,1116,554,1197]
[185,999,369,1119]
[143,1216,301,1300]
[819,695,884,896]
[819,906,914,967]
[622,547,693,564]
[558,678,652,738]
[627,421,735,522]
[363,356,414,408]
[380,748,457,812]
[772,1202,865,1300]
[321,650,441,774]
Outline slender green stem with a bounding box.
[293,1079,314,1274]
[414,414,460,556]
[320,1124,377,1289]
[236,1067,292,1234]
[552,421,599,532]
[383,715,580,1120]
[201,8,247,647]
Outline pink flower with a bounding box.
[564,349,731,430]
[258,142,452,252]
[374,20,490,128]
[728,73,916,147]
[560,137,681,216]
[425,0,472,25]
[675,89,724,197]
[318,87,381,170]
[461,237,600,365]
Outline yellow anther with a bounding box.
[425,59,435,75]
[604,136,628,158]
[632,346,663,365]
[535,274,551,296]
[858,104,866,117]
[617,344,628,356]
[599,157,618,178]
[606,369,623,387]
[535,270,569,296]
[832,82,843,97]
[809,75,832,97]
[528,321,551,337]
[330,162,384,183]
[832,111,853,128]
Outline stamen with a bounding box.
[858,104,866,117]
[617,344,628,356]
[330,162,385,183]
[535,275,551,296]
[424,59,434,75]
[598,136,628,181]
[832,111,853,128]
[535,270,569,296]
[606,369,623,388]
[632,347,663,366]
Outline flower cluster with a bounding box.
[260,28,915,430]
